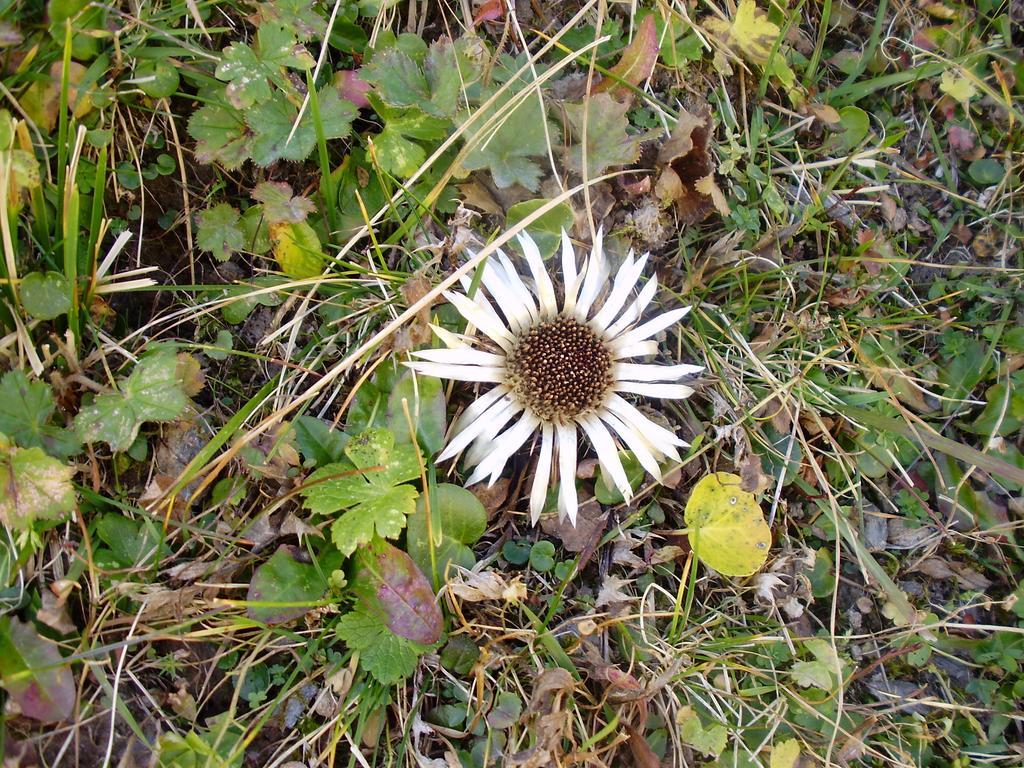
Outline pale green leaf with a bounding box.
[677,706,728,757]
[197,203,245,262]
[563,94,642,178]
[0,435,76,531]
[188,102,251,169]
[20,271,70,320]
[252,181,315,224]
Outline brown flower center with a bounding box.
[505,317,612,422]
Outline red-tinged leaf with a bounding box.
[351,540,443,645]
[624,723,661,768]
[472,0,504,25]
[594,15,658,100]
[0,617,75,723]
[247,545,328,625]
[336,69,371,109]
[947,124,975,153]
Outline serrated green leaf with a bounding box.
[20,271,70,320]
[247,87,356,165]
[362,48,430,111]
[252,181,315,224]
[0,435,76,531]
[197,203,245,262]
[188,102,251,169]
[459,88,553,190]
[247,544,327,624]
[506,199,574,259]
[0,371,79,458]
[335,609,426,686]
[75,350,190,451]
[789,660,833,689]
[563,93,641,178]
[302,429,421,556]
[216,24,314,109]
[0,617,75,723]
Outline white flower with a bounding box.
[407,231,700,525]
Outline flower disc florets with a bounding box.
[505,317,612,423]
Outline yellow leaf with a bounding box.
[270,221,326,279]
[770,739,802,768]
[684,472,770,577]
[939,71,976,103]
[705,0,781,65]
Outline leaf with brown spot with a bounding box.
[350,539,443,645]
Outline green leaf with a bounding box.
[564,94,641,178]
[459,88,554,190]
[134,59,180,99]
[302,428,421,556]
[676,706,727,757]
[939,336,989,413]
[387,370,447,454]
[95,513,166,568]
[684,472,771,577]
[216,24,314,109]
[247,545,328,625]
[529,540,556,572]
[363,38,480,119]
[197,203,245,262]
[350,539,443,644]
[335,609,427,685]
[188,102,251,169]
[293,416,348,466]
[75,350,190,451]
[967,157,1005,186]
[252,181,316,224]
[20,271,70,320]
[372,124,427,178]
[0,617,75,723]
[506,199,574,259]
[0,371,79,458]
[270,220,326,279]
[406,483,487,584]
[247,87,356,166]
[0,435,76,531]
[593,15,658,100]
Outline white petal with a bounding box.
[406,360,504,383]
[560,230,579,311]
[597,410,662,481]
[529,423,554,524]
[464,397,528,466]
[615,362,704,382]
[614,381,695,399]
[519,233,557,318]
[445,290,514,351]
[555,422,578,524]
[441,394,519,462]
[411,347,506,367]
[604,394,685,460]
[574,232,609,320]
[429,323,474,349]
[611,340,659,359]
[466,410,539,486]
[479,260,533,333]
[591,252,648,332]
[578,414,632,501]
[494,250,539,323]
[453,385,508,431]
[605,278,658,339]
[610,306,691,352]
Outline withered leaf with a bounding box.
[656,108,729,224]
